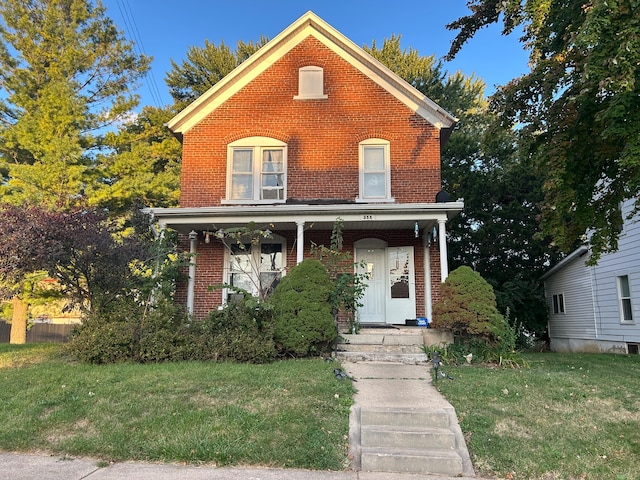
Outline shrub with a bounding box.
[67,316,135,364]
[432,266,506,345]
[270,259,336,357]
[195,298,277,363]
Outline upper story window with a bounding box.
[225,137,287,203]
[293,66,327,100]
[357,138,393,202]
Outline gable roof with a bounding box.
[540,246,589,281]
[167,11,458,139]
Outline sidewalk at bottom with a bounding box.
[0,452,483,480]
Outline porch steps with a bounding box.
[336,327,428,364]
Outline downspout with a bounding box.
[589,263,599,339]
[187,230,198,315]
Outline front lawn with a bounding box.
[0,344,354,470]
[436,352,640,480]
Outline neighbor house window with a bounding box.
[225,237,285,302]
[357,138,392,202]
[552,293,565,314]
[617,275,634,322]
[225,137,286,203]
[293,66,327,99]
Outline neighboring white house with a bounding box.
[541,201,640,354]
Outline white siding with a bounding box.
[545,251,596,340]
[543,200,640,351]
[590,202,640,343]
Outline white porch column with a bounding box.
[424,239,433,320]
[438,219,449,283]
[296,220,305,264]
[187,230,198,315]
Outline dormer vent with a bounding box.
[294,65,328,100]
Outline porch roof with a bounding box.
[145,201,464,235]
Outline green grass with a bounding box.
[0,344,355,470]
[435,352,640,480]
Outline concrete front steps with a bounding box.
[355,407,466,476]
[341,331,474,478]
[336,326,453,364]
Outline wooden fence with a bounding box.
[0,321,74,344]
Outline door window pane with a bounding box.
[389,249,410,299]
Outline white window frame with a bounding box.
[552,293,565,314]
[224,236,286,303]
[617,275,634,323]
[356,138,393,203]
[223,137,287,204]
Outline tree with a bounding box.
[0,0,150,208]
[165,37,268,107]
[446,0,640,261]
[92,105,182,214]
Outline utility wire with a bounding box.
[114,0,165,108]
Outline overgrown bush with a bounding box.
[270,259,336,357]
[193,298,276,363]
[67,314,135,364]
[432,266,506,345]
[66,297,193,364]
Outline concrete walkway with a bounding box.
[0,362,488,480]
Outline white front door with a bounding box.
[356,248,386,323]
[356,246,416,324]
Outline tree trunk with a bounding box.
[9,296,28,344]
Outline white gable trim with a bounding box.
[167,11,457,136]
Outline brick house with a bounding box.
[147,11,463,327]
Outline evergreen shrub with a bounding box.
[432,266,506,345]
[270,259,336,357]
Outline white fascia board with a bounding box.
[147,201,464,227]
[167,11,457,135]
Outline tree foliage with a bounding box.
[0,0,150,208]
[447,0,640,261]
[165,37,268,106]
[0,203,159,315]
[93,105,182,213]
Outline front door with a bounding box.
[356,248,386,323]
[356,246,416,324]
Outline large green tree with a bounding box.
[446,0,640,261]
[0,0,150,208]
[165,37,268,107]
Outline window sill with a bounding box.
[293,94,328,100]
[355,197,395,204]
[221,199,286,205]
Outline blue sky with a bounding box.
[101,0,530,109]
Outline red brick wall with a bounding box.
[179,36,441,207]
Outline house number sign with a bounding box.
[362,214,375,220]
